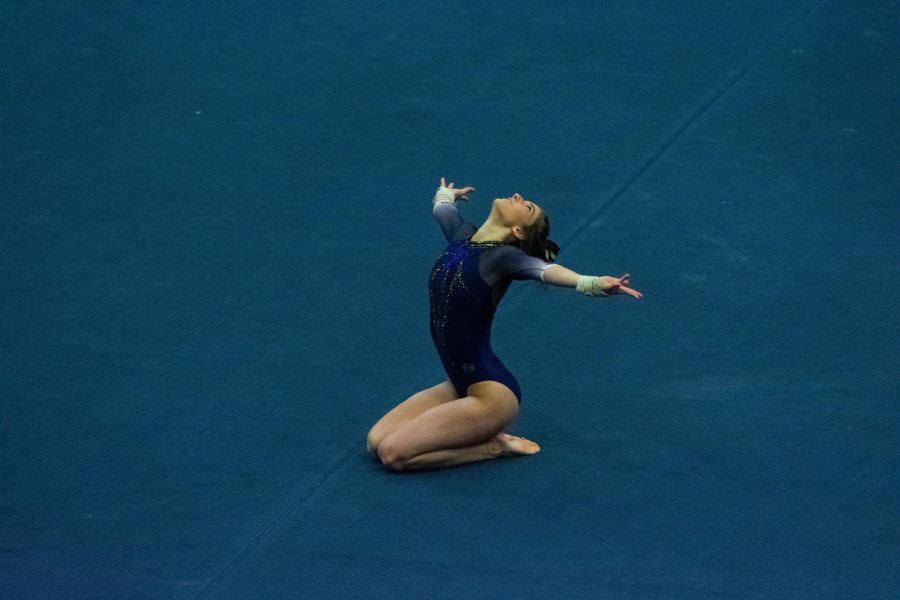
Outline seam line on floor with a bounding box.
[558,1,822,251]
[197,440,366,599]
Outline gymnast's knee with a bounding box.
[365,428,381,455]
[376,438,410,472]
[366,422,393,457]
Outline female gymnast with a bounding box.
[367,178,642,472]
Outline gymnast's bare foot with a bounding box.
[495,433,541,456]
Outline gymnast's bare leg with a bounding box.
[369,380,540,472]
[367,380,460,454]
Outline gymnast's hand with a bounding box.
[439,177,475,202]
[599,274,643,299]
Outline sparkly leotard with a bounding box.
[428,200,550,402]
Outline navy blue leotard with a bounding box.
[428,199,550,402]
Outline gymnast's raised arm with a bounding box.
[432,177,477,242]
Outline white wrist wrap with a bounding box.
[433,186,456,205]
[577,275,609,297]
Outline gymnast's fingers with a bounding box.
[621,285,643,299]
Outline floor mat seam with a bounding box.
[197,439,366,599]
[560,0,823,251]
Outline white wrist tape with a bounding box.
[433,186,456,205]
[576,275,609,297]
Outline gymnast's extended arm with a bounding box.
[496,249,643,299]
[542,263,643,299]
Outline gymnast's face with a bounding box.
[492,193,543,235]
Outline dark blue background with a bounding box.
[2,2,898,598]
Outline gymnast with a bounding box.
[367,178,642,472]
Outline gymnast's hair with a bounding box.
[518,212,560,263]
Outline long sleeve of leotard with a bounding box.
[433,189,477,242]
[483,248,609,295]
[479,244,555,285]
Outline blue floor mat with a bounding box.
[2,2,898,598]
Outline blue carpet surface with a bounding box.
[2,2,897,598]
